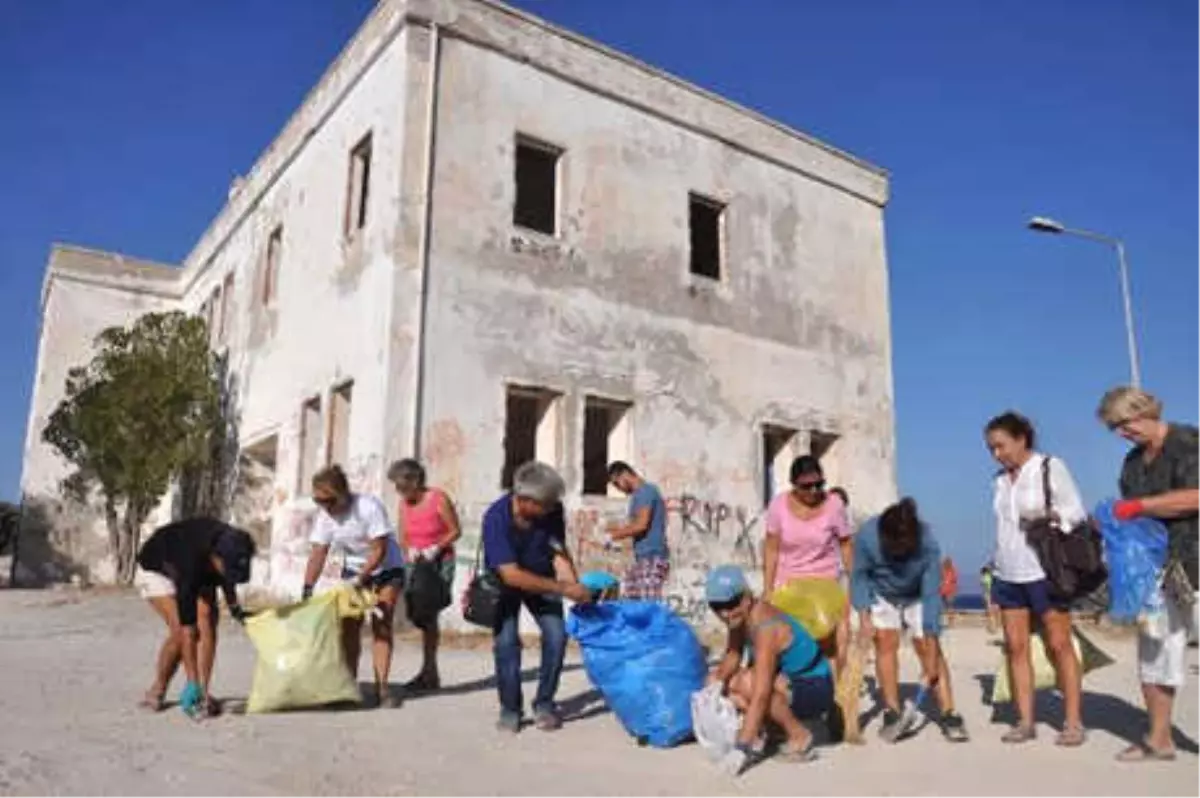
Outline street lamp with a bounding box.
[1027,216,1142,388]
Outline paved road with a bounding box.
[0,590,1195,795]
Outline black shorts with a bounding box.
[787,672,835,720]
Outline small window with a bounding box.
[582,397,632,496]
[345,133,373,237]
[298,396,323,493]
[762,425,799,507]
[689,193,724,280]
[513,137,561,235]
[218,273,235,344]
[263,225,283,306]
[810,430,841,487]
[502,386,561,489]
[327,381,353,467]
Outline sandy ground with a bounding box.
[0,590,1196,796]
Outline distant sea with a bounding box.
[952,593,986,612]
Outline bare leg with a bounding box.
[371,585,399,702]
[1143,683,1176,751]
[421,623,441,682]
[912,636,955,713]
[1040,609,1082,733]
[1001,608,1035,731]
[342,618,363,680]
[834,611,850,679]
[197,591,218,698]
[145,597,181,707]
[874,629,902,712]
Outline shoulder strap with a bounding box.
[1040,456,1054,516]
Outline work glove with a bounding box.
[229,605,251,625]
[301,584,314,601]
[179,681,204,719]
[1114,499,1146,522]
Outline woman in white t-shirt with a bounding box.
[984,412,1086,746]
[302,465,406,708]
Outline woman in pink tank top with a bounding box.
[764,455,853,677]
[388,458,461,692]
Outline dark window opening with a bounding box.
[513,137,561,235]
[689,193,724,280]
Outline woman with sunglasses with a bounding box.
[706,564,834,774]
[302,464,406,708]
[763,455,852,675]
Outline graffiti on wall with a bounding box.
[666,494,761,568]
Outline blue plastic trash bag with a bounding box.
[1093,499,1169,623]
[567,601,707,748]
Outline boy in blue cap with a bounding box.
[705,564,835,775]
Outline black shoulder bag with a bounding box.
[461,533,504,629]
[1025,457,1107,603]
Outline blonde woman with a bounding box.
[1097,386,1198,762]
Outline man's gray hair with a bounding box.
[512,461,565,504]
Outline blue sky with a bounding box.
[1,1,1195,589]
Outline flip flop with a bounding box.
[1115,738,1176,762]
[1055,726,1086,747]
[138,692,165,712]
[778,736,818,763]
[1001,725,1037,744]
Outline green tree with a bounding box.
[42,311,222,584]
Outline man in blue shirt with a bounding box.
[850,498,969,744]
[483,461,591,734]
[606,461,671,600]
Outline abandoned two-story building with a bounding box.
[20,0,896,627]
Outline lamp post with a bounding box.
[1027,216,1142,388]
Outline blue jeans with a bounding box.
[493,592,566,720]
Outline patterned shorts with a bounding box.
[623,557,670,601]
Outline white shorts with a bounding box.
[1138,591,1199,688]
[135,569,175,600]
[871,596,925,638]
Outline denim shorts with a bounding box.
[991,578,1069,616]
[787,672,835,720]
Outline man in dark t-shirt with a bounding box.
[481,462,591,733]
[135,518,255,718]
[1097,386,1199,762]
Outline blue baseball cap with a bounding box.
[705,565,748,604]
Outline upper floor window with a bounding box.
[344,133,373,238]
[513,136,562,236]
[263,225,283,307]
[689,193,725,280]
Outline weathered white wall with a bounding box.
[19,249,180,582]
[417,26,895,629]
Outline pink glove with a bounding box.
[1113,499,1145,522]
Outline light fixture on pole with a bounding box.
[1026,216,1142,388]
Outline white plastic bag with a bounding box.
[691,684,740,762]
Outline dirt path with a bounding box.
[0,590,1195,795]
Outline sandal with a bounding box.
[138,691,166,712]
[1115,738,1176,762]
[1001,725,1037,744]
[1055,726,1086,747]
[778,736,818,763]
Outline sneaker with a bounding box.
[940,711,969,743]
[496,713,522,734]
[534,708,563,732]
[879,703,918,744]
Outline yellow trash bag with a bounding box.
[992,626,1114,705]
[768,578,847,641]
[244,585,376,713]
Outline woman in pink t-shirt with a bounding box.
[764,455,853,674]
[388,458,461,693]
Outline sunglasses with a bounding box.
[708,596,742,613]
[796,480,826,492]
